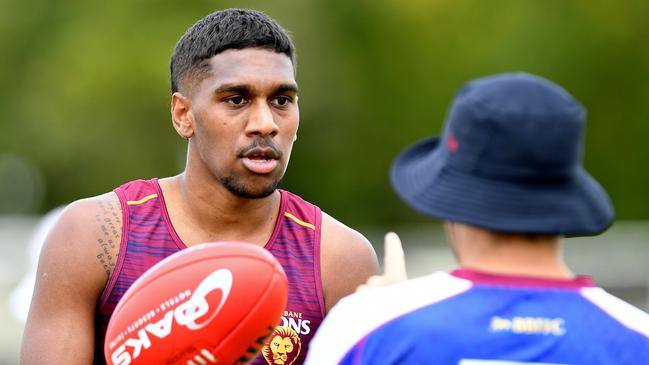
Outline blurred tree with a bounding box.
[1,0,648,228]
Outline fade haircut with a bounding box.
[170,8,296,95]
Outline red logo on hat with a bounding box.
[447,133,459,152]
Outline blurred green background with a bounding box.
[1,2,649,363]
[1,0,648,226]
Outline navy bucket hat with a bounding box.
[390,72,614,236]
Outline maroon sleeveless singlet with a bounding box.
[95,179,325,365]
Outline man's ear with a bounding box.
[171,92,194,139]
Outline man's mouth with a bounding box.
[240,147,280,174]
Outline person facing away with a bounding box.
[305,72,649,364]
[21,8,379,365]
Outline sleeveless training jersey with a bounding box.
[95,178,325,365]
[306,269,649,365]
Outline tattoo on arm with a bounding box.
[95,199,122,280]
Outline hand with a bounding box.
[356,232,407,291]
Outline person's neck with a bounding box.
[159,170,281,245]
[448,223,574,279]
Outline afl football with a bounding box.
[104,241,288,365]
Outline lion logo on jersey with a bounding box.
[262,326,301,365]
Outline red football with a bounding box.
[104,241,288,365]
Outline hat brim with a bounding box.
[390,137,614,236]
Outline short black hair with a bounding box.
[170,8,296,95]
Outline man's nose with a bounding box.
[246,100,279,137]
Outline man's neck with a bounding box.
[447,223,574,279]
[158,172,281,246]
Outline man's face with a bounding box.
[186,48,299,199]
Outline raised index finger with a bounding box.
[383,232,407,282]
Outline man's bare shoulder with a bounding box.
[320,212,374,255]
[23,192,123,364]
[320,212,379,311]
[44,192,123,283]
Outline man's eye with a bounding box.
[227,96,246,105]
[272,96,291,106]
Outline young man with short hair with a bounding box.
[22,9,378,365]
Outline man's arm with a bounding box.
[21,193,122,364]
[320,212,379,312]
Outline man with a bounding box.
[306,72,649,364]
[21,9,379,365]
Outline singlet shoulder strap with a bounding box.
[114,178,160,205]
[99,178,162,308]
[280,189,322,232]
